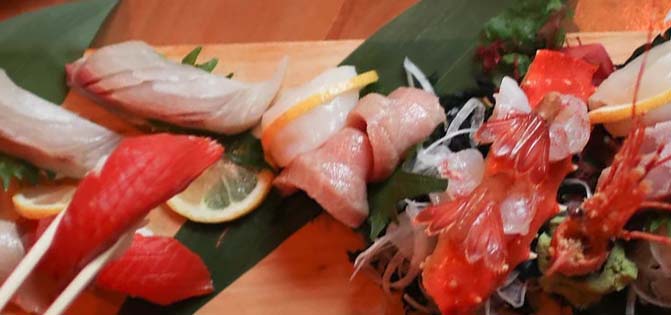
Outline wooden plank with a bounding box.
[3,32,648,314]
[565,31,648,64]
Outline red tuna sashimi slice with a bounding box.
[39,133,223,280]
[561,44,614,85]
[274,128,372,228]
[347,87,444,181]
[96,234,213,305]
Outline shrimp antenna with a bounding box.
[630,21,656,123]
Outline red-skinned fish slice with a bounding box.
[38,133,223,281]
[521,50,597,106]
[96,234,213,305]
[561,43,615,85]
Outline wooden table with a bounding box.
[1,0,670,45]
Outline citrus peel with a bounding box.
[588,88,671,124]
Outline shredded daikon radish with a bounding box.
[404,57,435,94]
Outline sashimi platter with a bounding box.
[3,1,671,315]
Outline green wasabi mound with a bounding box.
[536,233,638,308]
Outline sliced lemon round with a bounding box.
[12,184,76,219]
[588,89,671,124]
[166,159,273,223]
[260,70,379,163]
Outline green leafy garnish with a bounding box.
[367,169,447,239]
[181,46,219,73]
[477,0,567,81]
[0,153,40,191]
[341,0,516,95]
[181,46,202,65]
[197,59,219,72]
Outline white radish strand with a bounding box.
[563,178,593,198]
[404,57,435,94]
[626,287,636,315]
[351,211,435,293]
[495,271,527,308]
[445,98,485,140]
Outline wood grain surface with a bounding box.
[1,0,670,46]
[38,32,645,315]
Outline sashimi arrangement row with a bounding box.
[0,38,446,313]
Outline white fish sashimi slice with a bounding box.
[261,66,358,167]
[66,41,169,86]
[68,40,287,135]
[0,220,24,282]
[0,70,121,178]
[589,41,671,136]
[0,220,48,314]
[86,64,213,94]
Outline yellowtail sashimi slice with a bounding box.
[67,41,288,135]
[261,69,379,166]
[0,70,121,178]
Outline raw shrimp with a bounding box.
[546,121,671,276]
[547,32,671,277]
[415,77,590,314]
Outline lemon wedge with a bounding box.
[588,89,671,124]
[260,70,379,161]
[12,184,76,219]
[166,159,273,223]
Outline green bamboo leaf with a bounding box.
[0,0,118,104]
[368,169,447,239]
[341,0,514,95]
